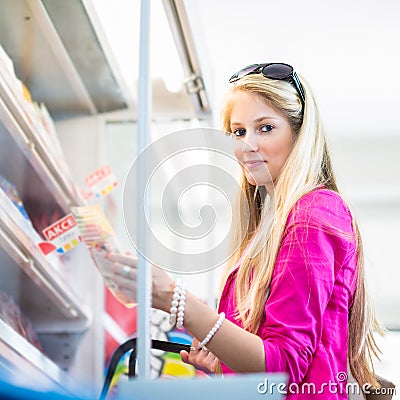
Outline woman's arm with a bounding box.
[171,290,266,373]
[105,252,266,373]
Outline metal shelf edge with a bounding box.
[0,188,91,331]
[0,67,83,210]
[0,318,78,395]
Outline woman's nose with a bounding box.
[242,130,259,152]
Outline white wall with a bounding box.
[329,136,400,329]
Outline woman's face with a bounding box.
[230,91,294,187]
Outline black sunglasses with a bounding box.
[229,63,305,107]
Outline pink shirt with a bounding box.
[218,189,357,399]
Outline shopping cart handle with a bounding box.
[99,338,191,400]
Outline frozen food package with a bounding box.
[72,206,134,306]
[0,290,44,352]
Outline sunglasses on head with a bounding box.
[229,63,305,107]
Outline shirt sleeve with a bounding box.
[259,190,355,383]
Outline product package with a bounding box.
[0,291,44,352]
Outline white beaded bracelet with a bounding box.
[198,312,226,350]
[169,279,186,327]
[176,286,186,329]
[169,280,182,326]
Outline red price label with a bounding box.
[43,214,77,241]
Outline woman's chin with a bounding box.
[245,175,271,187]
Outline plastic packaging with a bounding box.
[0,291,44,352]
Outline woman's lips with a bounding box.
[244,160,265,168]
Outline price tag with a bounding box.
[83,165,118,200]
[41,214,81,254]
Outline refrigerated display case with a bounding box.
[0,0,130,395]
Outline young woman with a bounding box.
[105,63,381,399]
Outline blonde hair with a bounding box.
[220,74,381,387]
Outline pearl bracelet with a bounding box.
[169,279,186,327]
[198,312,226,350]
[176,286,186,329]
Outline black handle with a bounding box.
[99,338,191,400]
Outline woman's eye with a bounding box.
[233,128,246,137]
[260,125,274,133]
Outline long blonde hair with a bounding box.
[220,74,381,387]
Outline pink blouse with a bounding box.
[218,189,358,399]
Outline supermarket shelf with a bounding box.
[0,0,129,120]
[0,318,78,395]
[0,0,110,387]
[0,68,84,212]
[0,187,91,333]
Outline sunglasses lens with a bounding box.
[229,64,260,82]
[262,63,293,79]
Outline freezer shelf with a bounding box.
[0,66,84,213]
[0,0,129,120]
[0,187,91,333]
[0,318,79,395]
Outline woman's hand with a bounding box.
[104,252,175,312]
[180,337,220,375]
